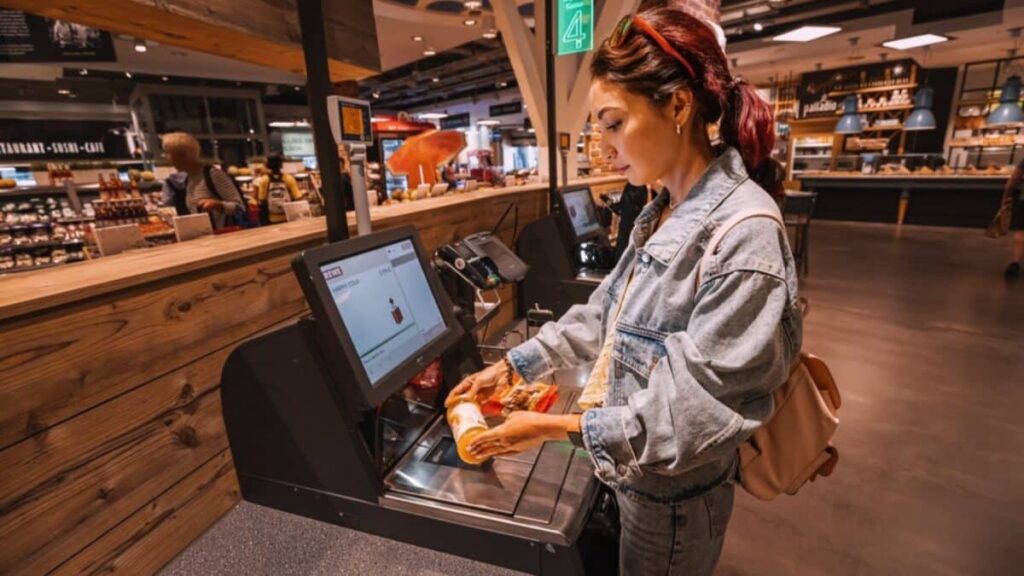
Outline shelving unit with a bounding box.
[948,55,1024,168]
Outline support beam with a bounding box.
[493,0,548,144]
[1,0,381,81]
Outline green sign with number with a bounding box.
[557,0,593,55]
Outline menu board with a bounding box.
[0,10,115,63]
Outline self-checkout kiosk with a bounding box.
[220,226,618,574]
[518,185,617,320]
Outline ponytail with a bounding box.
[720,81,776,190]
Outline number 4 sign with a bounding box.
[557,0,594,55]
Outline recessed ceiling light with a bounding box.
[482,29,498,40]
[125,72,133,79]
[477,119,501,126]
[773,25,841,42]
[372,89,381,99]
[294,85,301,91]
[496,81,508,88]
[419,112,448,119]
[432,77,440,83]
[269,121,297,128]
[161,76,169,81]
[753,22,764,32]
[424,47,437,56]
[464,0,483,9]
[134,38,147,53]
[79,68,89,75]
[464,19,477,26]
[57,89,70,95]
[882,34,949,50]
[411,35,423,42]
[371,116,389,123]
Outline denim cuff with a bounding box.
[580,407,643,484]
[506,339,552,383]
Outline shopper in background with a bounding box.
[447,7,801,576]
[256,154,303,224]
[160,132,246,230]
[1001,156,1024,278]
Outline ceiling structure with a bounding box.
[362,0,1024,113]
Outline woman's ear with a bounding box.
[671,88,696,128]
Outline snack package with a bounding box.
[409,358,443,390]
[480,373,559,417]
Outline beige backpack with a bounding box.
[697,209,841,501]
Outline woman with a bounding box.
[446,7,802,575]
[1000,156,1024,278]
[160,132,245,230]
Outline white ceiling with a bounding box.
[731,0,1024,85]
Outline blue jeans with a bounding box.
[617,482,735,576]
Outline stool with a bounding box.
[783,190,817,277]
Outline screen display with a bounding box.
[562,188,602,239]
[337,99,372,143]
[319,239,447,386]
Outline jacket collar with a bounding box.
[630,146,749,265]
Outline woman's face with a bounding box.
[589,78,682,187]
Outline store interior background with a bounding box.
[1,0,1023,575]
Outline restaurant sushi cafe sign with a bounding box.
[0,120,130,160]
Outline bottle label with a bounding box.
[449,402,486,441]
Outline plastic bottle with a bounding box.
[446,399,490,465]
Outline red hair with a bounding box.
[591,7,776,190]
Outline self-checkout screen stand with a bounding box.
[328,95,374,236]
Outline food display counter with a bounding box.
[800,174,1009,227]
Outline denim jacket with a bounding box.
[508,147,803,504]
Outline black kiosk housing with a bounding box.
[221,226,612,575]
[518,185,617,319]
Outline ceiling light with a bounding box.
[125,72,133,79]
[882,34,949,51]
[134,38,147,53]
[411,35,423,42]
[464,19,477,26]
[482,28,498,40]
[371,89,381,99]
[79,68,88,75]
[294,85,301,91]
[161,76,169,82]
[464,0,483,8]
[773,25,841,42]
[478,119,500,126]
[753,22,764,32]
[269,121,297,128]
[527,128,535,133]
[371,116,388,123]
[986,76,1024,127]
[424,47,437,56]
[432,77,440,83]
[419,112,448,119]
[496,81,508,88]
[57,89,70,95]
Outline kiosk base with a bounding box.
[518,216,610,319]
[221,319,618,575]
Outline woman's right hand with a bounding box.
[445,361,509,408]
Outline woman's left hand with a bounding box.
[197,198,224,213]
[467,412,573,459]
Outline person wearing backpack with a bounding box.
[256,154,304,225]
[160,132,252,230]
[446,7,805,575]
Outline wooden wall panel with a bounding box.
[52,450,239,576]
[0,249,311,450]
[0,388,227,574]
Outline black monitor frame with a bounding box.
[557,185,607,244]
[292,225,464,409]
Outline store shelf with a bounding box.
[0,239,85,252]
[828,83,917,97]
[840,104,914,114]
[794,143,834,149]
[793,154,833,159]
[0,181,162,197]
[864,125,903,131]
[948,143,1020,149]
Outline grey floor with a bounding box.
[161,221,1024,576]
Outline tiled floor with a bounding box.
[161,221,1024,576]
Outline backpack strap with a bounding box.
[694,209,786,293]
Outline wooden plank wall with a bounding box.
[0,188,549,575]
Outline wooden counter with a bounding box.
[0,175,625,575]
